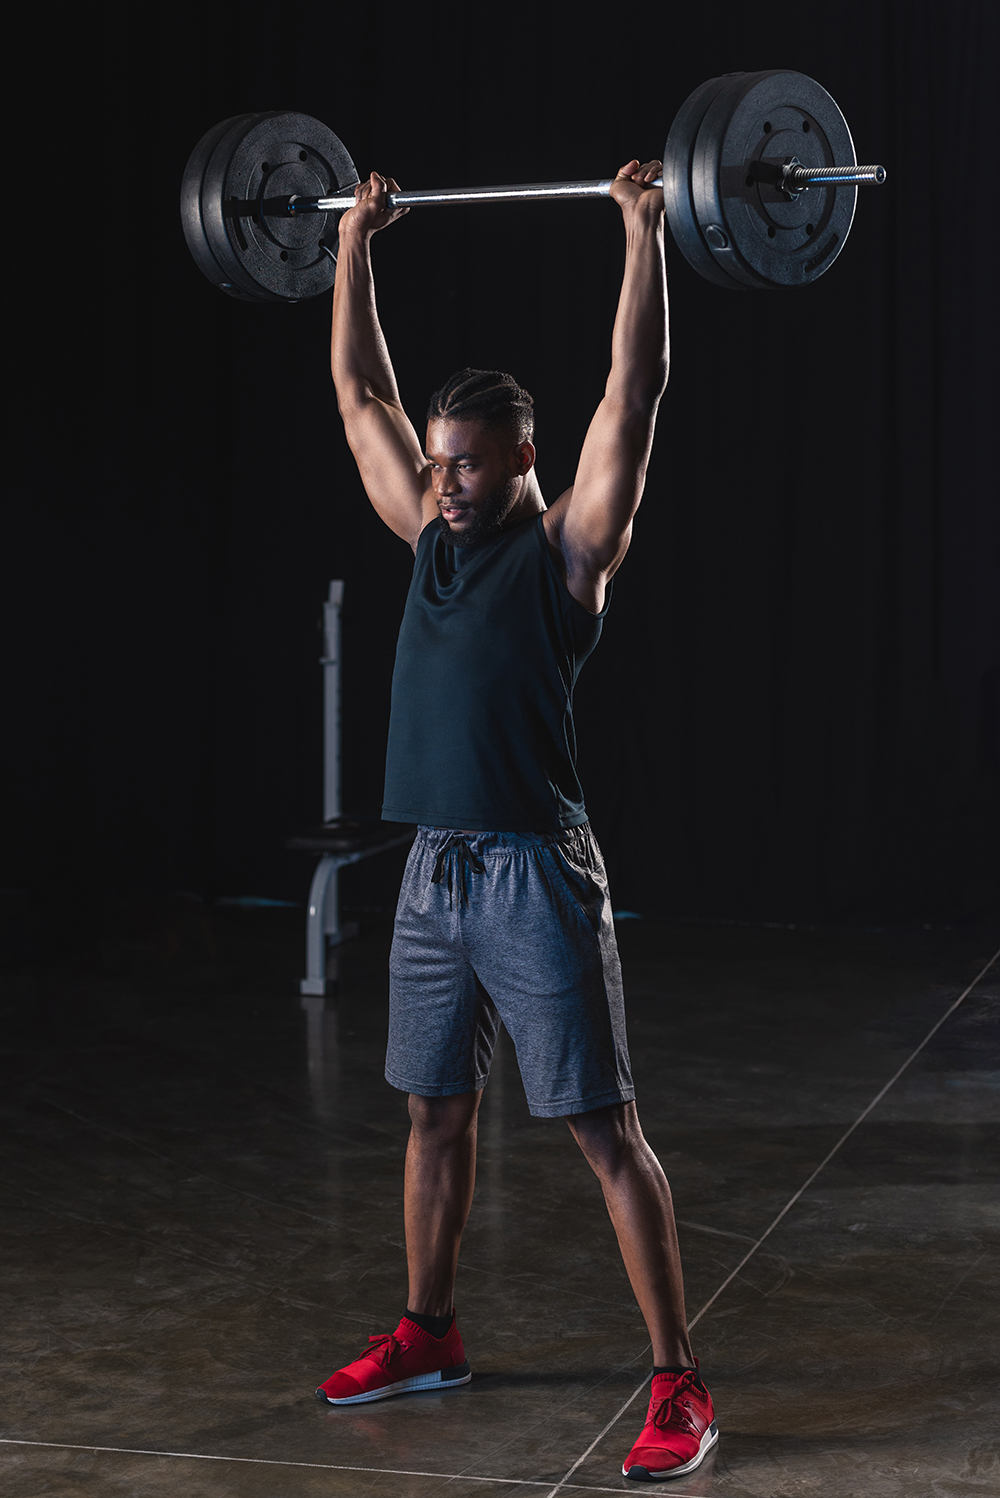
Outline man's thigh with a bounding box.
[385,831,500,1098]
[464,826,635,1119]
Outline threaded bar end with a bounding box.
[785,164,886,188]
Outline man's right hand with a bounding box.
[340,171,409,238]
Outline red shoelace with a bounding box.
[361,1332,411,1370]
[651,1372,704,1435]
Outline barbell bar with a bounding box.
[180,69,886,303]
[287,162,885,216]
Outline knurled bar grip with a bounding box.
[289,179,623,213]
[286,165,886,215]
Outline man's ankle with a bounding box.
[405,1308,453,1339]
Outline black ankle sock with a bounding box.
[405,1309,453,1339]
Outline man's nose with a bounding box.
[437,468,461,495]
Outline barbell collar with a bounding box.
[287,178,666,215]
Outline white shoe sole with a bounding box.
[623,1420,719,1480]
[317,1363,472,1406]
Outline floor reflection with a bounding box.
[301,967,341,1121]
[0,914,996,1498]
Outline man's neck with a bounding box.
[504,471,546,527]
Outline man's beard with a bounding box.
[437,476,519,548]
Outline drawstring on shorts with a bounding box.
[431,833,486,907]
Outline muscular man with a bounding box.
[315,158,717,1483]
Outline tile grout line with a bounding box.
[540,1374,654,1498]
[0,1438,699,1494]
[542,943,1000,1497]
[683,944,1000,1328]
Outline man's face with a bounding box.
[425,418,533,548]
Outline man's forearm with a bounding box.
[606,211,669,413]
[330,229,401,409]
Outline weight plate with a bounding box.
[665,71,858,291]
[180,111,359,303]
[180,115,254,298]
[662,75,744,290]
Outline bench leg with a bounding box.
[300,855,339,996]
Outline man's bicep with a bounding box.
[342,398,432,545]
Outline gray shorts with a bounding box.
[386,824,634,1118]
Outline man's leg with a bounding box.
[405,1090,482,1316]
[567,1101,717,1480]
[315,1088,479,1405]
[565,1100,693,1368]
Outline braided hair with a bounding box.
[427,368,534,447]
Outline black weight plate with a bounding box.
[181,111,359,303]
[662,75,745,290]
[691,71,857,290]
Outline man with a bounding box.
[316,157,717,1484]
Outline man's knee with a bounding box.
[408,1090,481,1144]
[566,1100,643,1172]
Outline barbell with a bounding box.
[180,69,886,304]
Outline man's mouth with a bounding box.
[440,504,470,520]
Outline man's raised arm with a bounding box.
[331,174,433,548]
[543,160,668,613]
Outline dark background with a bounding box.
[6,0,997,956]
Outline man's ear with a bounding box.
[514,440,536,475]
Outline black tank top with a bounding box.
[382,513,609,831]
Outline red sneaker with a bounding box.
[315,1314,471,1405]
[622,1368,718,1481]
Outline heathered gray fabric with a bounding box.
[386,824,634,1119]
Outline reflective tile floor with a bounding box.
[1,906,998,1497]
